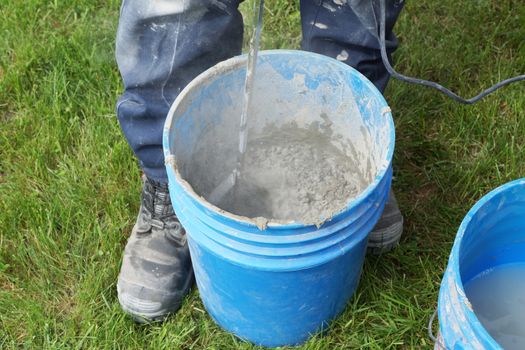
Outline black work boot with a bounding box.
[117,176,193,322]
[368,189,404,255]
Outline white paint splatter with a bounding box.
[336,50,349,61]
[150,23,166,32]
[145,1,185,17]
[211,0,227,10]
[210,0,232,14]
[322,2,337,12]
[160,0,185,107]
[314,22,328,29]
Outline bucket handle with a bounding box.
[428,308,448,349]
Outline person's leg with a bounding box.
[115,0,244,321]
[300,0,404,254]
[116,0,244,182]
[300,0,404,93]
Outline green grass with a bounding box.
[1,0,524,348]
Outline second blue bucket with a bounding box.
[163,50,395,347]
[434,179,525,349]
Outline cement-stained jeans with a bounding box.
[116,0,404,182]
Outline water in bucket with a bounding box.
[464,263,525,349]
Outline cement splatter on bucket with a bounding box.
[433,179,525,349]
[163,50,395,347]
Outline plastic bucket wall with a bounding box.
[435,179,525,349]
[163,50,395,347]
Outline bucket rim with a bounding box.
[163,49,395,229]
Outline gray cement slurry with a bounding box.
[188,123,369,223]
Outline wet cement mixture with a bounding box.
[206,124,369,223]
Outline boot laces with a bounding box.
[144,178,178,230]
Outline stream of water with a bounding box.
[208,0,264,203]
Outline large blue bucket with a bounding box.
[163,50,395,347]
[434,179,525,349]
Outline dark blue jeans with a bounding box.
[116,0,404,182]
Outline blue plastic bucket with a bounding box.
[434,179,525,349]
[163,50,395,347]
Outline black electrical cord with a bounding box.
[378,0,525,104]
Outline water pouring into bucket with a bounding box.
[205,0,369,224]
[208,0,265,205]
[178,53,379,225]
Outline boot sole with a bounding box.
[118,267,195,323]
